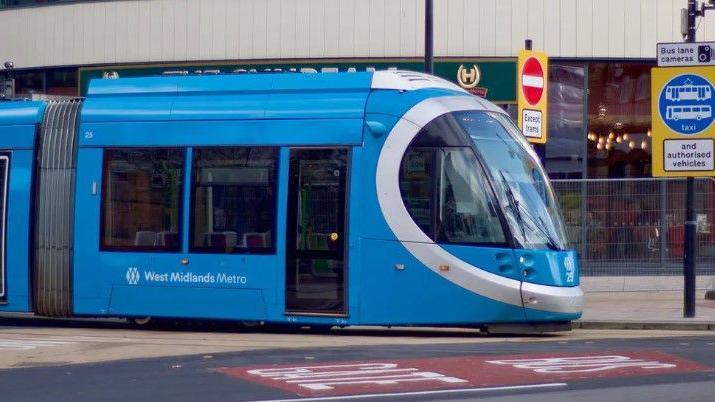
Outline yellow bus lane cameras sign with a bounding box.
[517,50,548,144]
[652,66,715,177]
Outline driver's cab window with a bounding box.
[399,114,506,246]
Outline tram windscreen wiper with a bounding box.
[499,171,526,239]
[498,170,561,250]
[536,215,562,251]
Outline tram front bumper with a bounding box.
[521,282,584,315]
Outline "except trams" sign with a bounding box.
[517,50,548,144]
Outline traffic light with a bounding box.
[0,79,14,100]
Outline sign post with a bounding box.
[653,1,715,317]
[651,66,715,318]
[517,48,548,144]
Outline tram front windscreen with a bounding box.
[453,111,569,251]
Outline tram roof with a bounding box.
[0,71,500,126]
[81,70,473,123]
[0,100,45,126]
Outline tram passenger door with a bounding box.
[286,148,348,315]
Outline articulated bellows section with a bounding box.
[33,99,82,317]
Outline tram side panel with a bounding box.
[71,73,372,323]
[72,147,107,315]
[3,149,34,312]
[0,102,45,313]
[355,106,527,325]
[72,120,283,321]
[0,147,35,313]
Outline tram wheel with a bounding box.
[304,325,334,334]
[241,320,265,328]
[130,316,153,327]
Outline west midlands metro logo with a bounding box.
[126,267,140,285]
[659,74,715,135]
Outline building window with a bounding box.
[545,64,587,179]
[191,147,277,253]
[14,71,44,96]
[587,63,653,178]
[7,68,79,97]
[46,68,78,96]
[101,148,184,252]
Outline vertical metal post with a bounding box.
[684,0,698,318]
[424,0,434,74]
[660,180,668,270]
[580,64,589,261]
[685,177,696,317]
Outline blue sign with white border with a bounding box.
[658,74,715,136]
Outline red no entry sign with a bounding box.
[521,57,545,105]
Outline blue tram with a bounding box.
[0,71,582,331]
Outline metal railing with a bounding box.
[552,178,715,277]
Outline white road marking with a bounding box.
[0,339,75,350]
[0,335,132,350]
[249,383,568,402]
[247,363,467,391]
[486,355,676,373]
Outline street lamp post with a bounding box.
[425,0,433,74]
[681,0,715,317]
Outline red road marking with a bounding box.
[217,351,710,397]
[521,57,545,105]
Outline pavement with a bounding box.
[577,289,715,330]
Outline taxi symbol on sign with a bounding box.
[659,74,715,135]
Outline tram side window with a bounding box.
[191,147,277,253]
[400,149,436,238]
[101,148,184,252]
[399,116,506,245]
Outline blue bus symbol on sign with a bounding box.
[659,74,715,135]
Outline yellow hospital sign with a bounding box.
[651,66,715,177]
[517,50,548,144]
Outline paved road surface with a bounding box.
[0,317,714,401]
